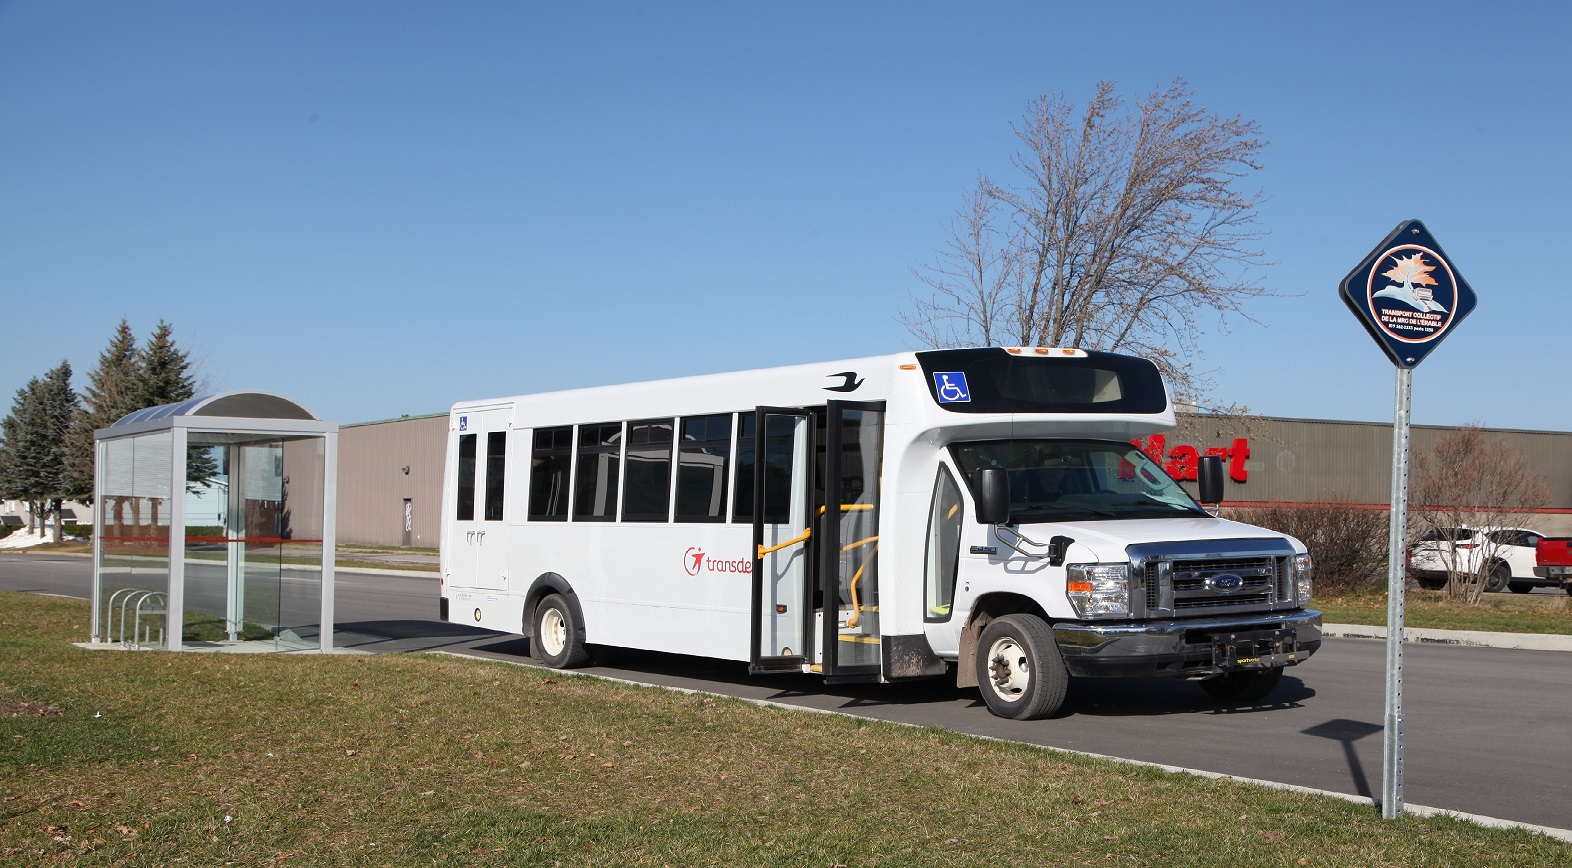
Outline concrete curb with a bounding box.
[335,566,440,578]
[1322,622,1572,653]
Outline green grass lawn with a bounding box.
[1318,588,1572,635]
[9,540,437,573]
[2,592,1568,866]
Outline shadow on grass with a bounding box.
[455,636,1311,721]
[334,619,503,653]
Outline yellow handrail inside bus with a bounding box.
[758,528,811,559]
[843,536,879,628]
[819,504,875,514]
[757,504,873,559]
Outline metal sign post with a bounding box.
[1339,219,1476,820]
[1381,367,1411,818]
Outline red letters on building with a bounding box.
[1131,435,1249,483]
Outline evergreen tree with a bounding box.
[0,395,25,524]
[0,362,77,540]
[126,319,196,408]
[123,320,216,492]
[63,318,142,502]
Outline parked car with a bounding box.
[1533,537,1572,595]
[1408,526,1551,593]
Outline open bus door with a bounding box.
[820,400,885,682]
[749,402,886,681]
[749,408,813,674]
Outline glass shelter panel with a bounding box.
[177,433,326,650]
[96,432,173,647]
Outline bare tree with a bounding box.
[1231,495,1389,596]
[1412,426,1550,603]
[905,78,1274,403]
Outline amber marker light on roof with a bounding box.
[899,364,917,370]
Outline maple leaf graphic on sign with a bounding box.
[1382,252,1439,288]
[1372,251,1448,313]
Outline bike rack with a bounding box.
[131,592,167,650]
[106,589,168,650]
[103,587,141,643]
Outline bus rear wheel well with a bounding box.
[522,574,584,644]
[956,593,1051,689]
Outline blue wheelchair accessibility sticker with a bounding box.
[458,415,468,432]
[932,372,971,404]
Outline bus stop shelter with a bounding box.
[91,391,338,652]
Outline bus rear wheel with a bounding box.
[975,614,1068,720]
[534,593,590,668]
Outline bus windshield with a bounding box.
[950,439,1207,522]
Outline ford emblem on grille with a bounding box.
[1211,573,1243,590]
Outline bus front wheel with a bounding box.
[534,593,590,668]
[975,614,1068,720]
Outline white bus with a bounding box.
[439,347,1320,719]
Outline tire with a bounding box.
[1509,582,1533,594]
[1200,666,1284,703]
[1484,563,1511,594]
[974,614,1068,720]
[533,593,590,668]
[1564,584,1572,597]
[1416,578,1445,591]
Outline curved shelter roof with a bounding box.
[99,391,335,439]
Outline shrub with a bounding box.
[0,525,19,541]
[1230,500,1390,596]
[63,523,93,539]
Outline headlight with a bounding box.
[1292,553,1312,604]
[1066,563,1130,618]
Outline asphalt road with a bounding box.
[4,552,1570,833]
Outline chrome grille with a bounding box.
[1127,538,1299,618]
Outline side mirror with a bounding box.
[973,467,1011,525]
[1197,454,1225,506]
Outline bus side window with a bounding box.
[924,466,964,622]
[528,427,572,521]
[455,433,477,521]
[623,419,674,522]
[484,431,506,521]
[732,414,793,523]
[675,414,732,523]
[574,423,622,522]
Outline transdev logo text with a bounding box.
[683,546,752,577]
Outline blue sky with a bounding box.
[2,2,1568,431]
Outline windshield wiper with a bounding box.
[1106,499,1208,516]
[1015,502,1116,518]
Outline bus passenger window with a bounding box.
[623,419,674,522]
[528,427,572,521]
[924,466,964,622]
[675,414,731,523]
[484,431,506,521]
[733,414,796,523]
[574,423,622,522]
[455,433,477,522]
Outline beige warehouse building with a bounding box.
[334,412,1572,547]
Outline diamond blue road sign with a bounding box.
[1340,219,1476,368]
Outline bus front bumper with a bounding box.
[1051,609,1322,679]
